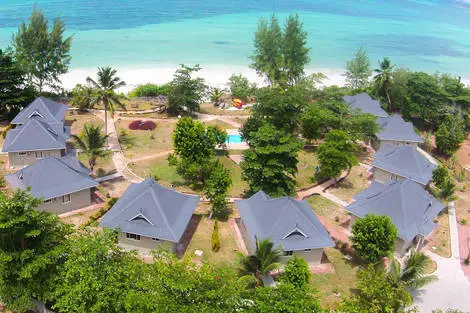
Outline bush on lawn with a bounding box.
[128,120,156,130]
[211,220,220,252]
[80,197,118,229]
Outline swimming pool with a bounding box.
[226,134,243,144]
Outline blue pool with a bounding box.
[226,134,243,144]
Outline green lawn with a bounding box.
[199,103,251,116]
[78,153,116,178]
[306,195,348,226]
[115,119,175,159]
[310,248,363,310]
[328,165,369,202]
[185,216,240,266]
[296,150,319,188]
[216,156,248,197]
[66,111,103,135]
[203,119,236,130]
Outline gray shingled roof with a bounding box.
[5,156,98,200]
[372,144,437,185]
[11,97,68,125]
[100,178,199,242]
[343,92,389,118]
[378,115,423,143]
[2,119,66,152]
[235,191,334,251]
[60,150,91,175]
[346,180,445,241]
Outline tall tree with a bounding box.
[351,214,398,263]
[167,64,207,115]
[13,7,72,92]
[374,57,395,112]
[345,47,371,90]
[86,66,126,134]
[388,252,437,290]
[203,161,232,220]
[317,130,358,180]
[251,15,283,86]
[281,14,310,85]
[0,49,35,120]
[72,123,109,171]
[239,239,282,286]
[241,124,303,197]
[228,74,256,101]
[0,189,72,312]
[435,115,465,156]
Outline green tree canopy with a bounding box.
[373,57,395,112]
[241,123,303,197]
[70,84,94,111]
[388,251,437,290]
[300,103,338,141]
[0,189,72,312]
[432,165,451,188]
[72,123,110,170]
[228,74,256,100]
[167,64,207,115]
[251,14,310,86]
[435,115,466,156]
[203,161,232,220]
[345,47,371,90]
[0,49,35,120]
[317,130,358,180]
[280,254,311,289]
[351,214,398,263]
[13,7,72,91]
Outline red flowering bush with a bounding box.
[128,120,156,130]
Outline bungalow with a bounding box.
[100,178,199,255]
[346,180,445,256]
[235,191,334,265]
[5,155,98,214]
[2,97,69,168]
[377,114,423,148]
[372,143,437,186]
[343,92,389,118]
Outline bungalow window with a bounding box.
[35,151,44,159]
[126,233,141,241]
[151,237,160,242]
[304,249,312,252]
[283,251,294,256]
[18,152,27,156]
[44,198,52,204]
[62,194,71,204]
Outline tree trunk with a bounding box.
[104,107,108,135]
[386,89,392,112]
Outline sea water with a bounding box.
[1,0,470,81]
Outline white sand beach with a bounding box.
[60,64,348,94]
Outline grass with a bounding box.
[185,216,240,266]
[310,247,363,310]
[203,119,235,130]
[328,166,369,202]
[91,99,156,111]
[97,178,131,198]
[115,119,175,159]
[296,150,319,189]
[306,195,349,226]
[216,156,248,197]
[78,153,116,178]
[428,212,451,258]
[199,103,251,116]
[66,111,103,135]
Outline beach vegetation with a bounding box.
[70,84,94,111]
[209,87,225,106]
[12,7,72,92]
[72,123,110,171]
[241,123,303,197]
[317,130,358,181]
[435,115,466,156]
[0,49,36,120]
[128,83,170,97]
[86,66,126,133]
[0,189,72,313]
[345,47,371,90]
[167,64,207,115]
[373,57,395,112]
[251,14,310,86]
[228,73,256,101]
[351,214,398,263]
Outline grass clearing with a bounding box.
[185,216,240,266]
[97,178,131,198]
[307,195,349,226]
[310,248,363,310]
[296,150,319,188]
[428,212,451,258]
[78,153,116,178]
[216,156,248,197]
[329,166,369,202]
[115,119,175,158]
[199,103,251,116]
[66,111,103,135]
[203,119,234,130]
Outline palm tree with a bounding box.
[374,57,395,112]
[388,251,437,290]
[239,238,282,286]
[209,87,225,107]
[86,67,126,134]
[72,124,110,171]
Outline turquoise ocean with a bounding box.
[1,0,470,85]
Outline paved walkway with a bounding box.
[413,202,470,312]
[296,174,349,207]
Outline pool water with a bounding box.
[226,134,243,144]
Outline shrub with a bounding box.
[128,120,156,130]
[80,197,118,229]
[128,83,170,97]
[460,218,467,225]
[1,124,14,138]
[211,220,220,252]
[280,255,311,288]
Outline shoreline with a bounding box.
[60,64,349,93]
